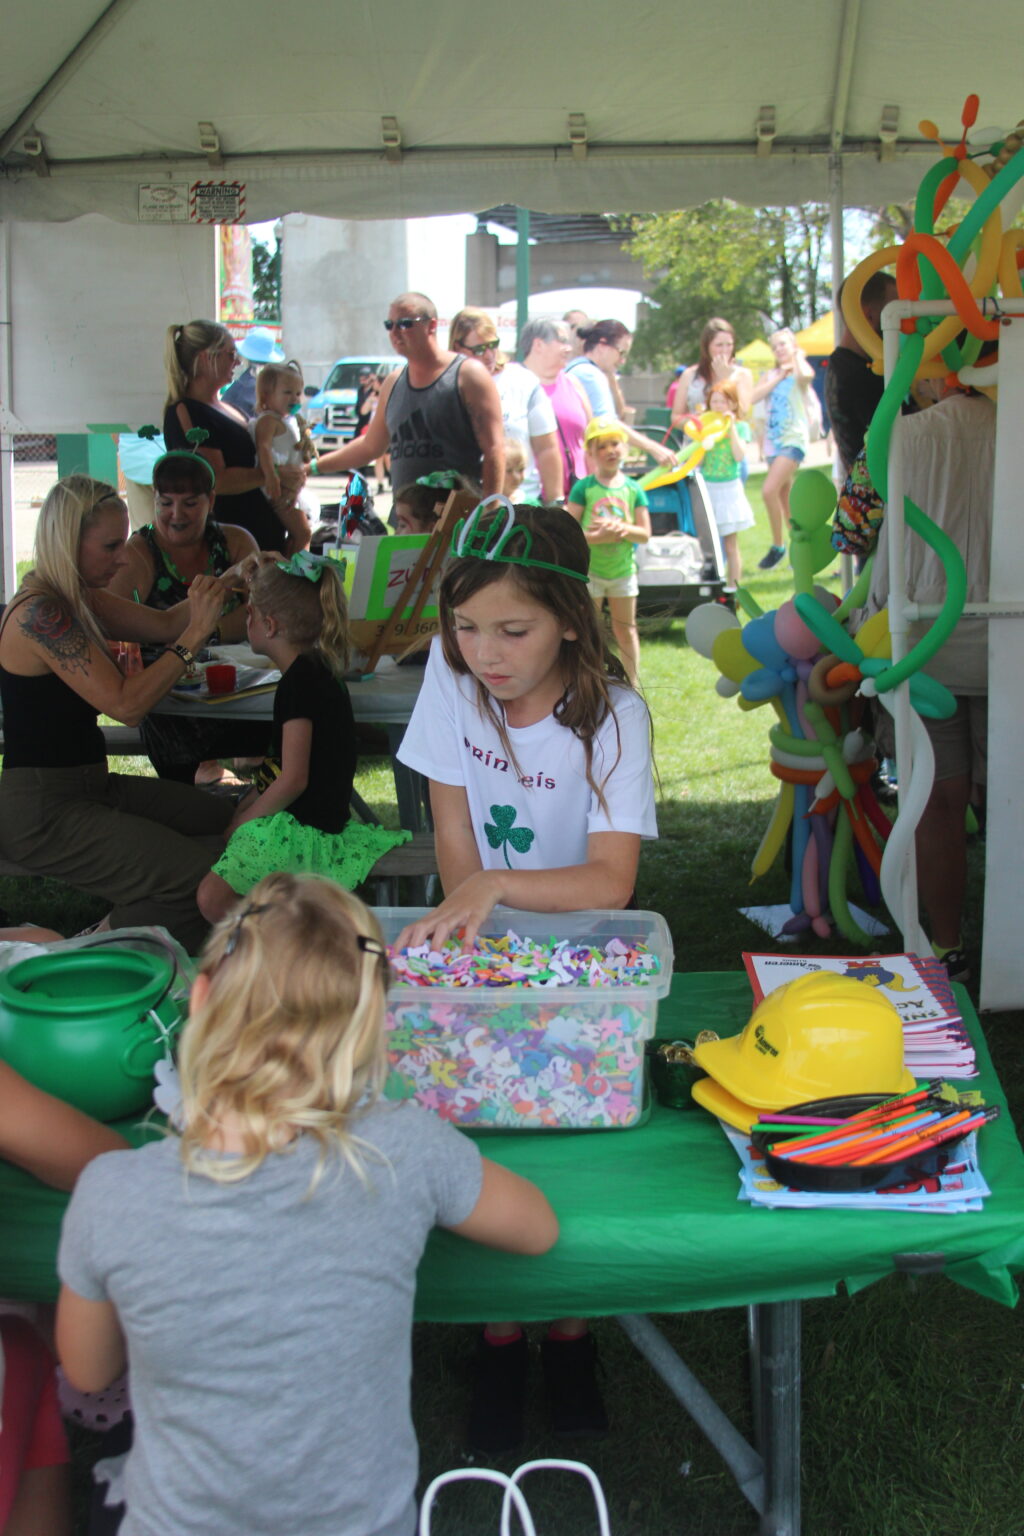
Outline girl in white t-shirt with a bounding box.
[396,499,657,1452]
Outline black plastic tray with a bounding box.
[750,1092,967,1193]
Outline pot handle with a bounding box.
[121,1008,183,1079]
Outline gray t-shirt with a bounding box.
[58,1102,483,1536]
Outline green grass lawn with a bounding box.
[6,476,1023,1535]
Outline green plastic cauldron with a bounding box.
[0,948,183,1122]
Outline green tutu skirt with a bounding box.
[213,812,411,896]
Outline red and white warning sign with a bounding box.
[189,182,246,224]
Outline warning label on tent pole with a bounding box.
[189,182,246,224]
[138,184,190,222]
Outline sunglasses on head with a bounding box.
[463,339,499,356]
[384,316,427,331]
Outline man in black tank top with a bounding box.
[315,292,505,498]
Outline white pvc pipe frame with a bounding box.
[879,298,1024,989]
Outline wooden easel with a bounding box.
[361,490,477,673]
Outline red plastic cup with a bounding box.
[205,664,237,694]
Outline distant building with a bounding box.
[280,214,409,387]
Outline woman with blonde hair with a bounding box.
[450,310,563,501]
[163,319,309,553]
[0,474,232,948]
[57,873,557,1536]
[448,306,505,372]
[750,327,815,568]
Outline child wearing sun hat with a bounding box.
[565,417,652,685]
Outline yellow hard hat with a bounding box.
[692,972,915,1116]
[691,1075,763,1133]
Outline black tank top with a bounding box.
[0,664,106,768]
[163,398,281,550]
[385,357,482,494]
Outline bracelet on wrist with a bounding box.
[309,458,320,477]
[166,643,196,676]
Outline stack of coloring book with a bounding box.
[742,952,976,1079]
[719,1122,991,1214]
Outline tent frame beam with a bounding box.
[1,137,939,183]
[0,0,142,162]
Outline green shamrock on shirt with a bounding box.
[484,805,535,868]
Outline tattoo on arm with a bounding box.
[19,598,91,676]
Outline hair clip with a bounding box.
[223,901,270,957]
[276,549,327,583]
[451,496,589,582]
[356,932,390,977]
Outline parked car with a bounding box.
[635,470,728,617]
[304,357,405,449]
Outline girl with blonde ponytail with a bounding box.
[57,871,557,1536]
[197,553,408,919]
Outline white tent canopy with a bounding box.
[3,0,1023,1009]
[2,0,1022,222]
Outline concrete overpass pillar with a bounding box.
[465,229,500,306]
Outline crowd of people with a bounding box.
[0,282,996,1534]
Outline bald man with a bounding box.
[317,292,504,497]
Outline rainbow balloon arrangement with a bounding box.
[686,471,901,945]
[687,95,1024,948]
[638,410,731,491]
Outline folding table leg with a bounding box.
[389,729,431,833]
[616,1314,765,1517]
[748,1300,801,1536]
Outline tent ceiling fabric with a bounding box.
[1,0,1021,221]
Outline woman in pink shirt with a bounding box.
[520,317,593,499]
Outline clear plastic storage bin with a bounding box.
[379,909,674,1130]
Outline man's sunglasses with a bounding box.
[383,316,427,331]
[463,340,500,356]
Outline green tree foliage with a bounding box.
[624,201,832,370]
[252,239,281,321]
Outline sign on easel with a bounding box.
[335,534,439,655]
[336,491,477,667]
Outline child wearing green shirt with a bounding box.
[567,416,651,685]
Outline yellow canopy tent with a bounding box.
[793,313,841,355]
[735,339,774,376]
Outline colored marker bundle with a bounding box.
[736,1083,1000,1205]
[755,1086,999,1168]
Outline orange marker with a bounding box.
[853,1109,972,1166]
[784,1110,941,1165]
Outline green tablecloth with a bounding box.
[2,974,1022,1310]
[414,973,1024,1320]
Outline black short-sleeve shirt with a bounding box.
[273,652,356,833]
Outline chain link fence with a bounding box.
[12,434,57,463]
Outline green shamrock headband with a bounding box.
[416,470,462,490]
[276,549,330,583]
[140,425,216,489]
[451,496,589,582]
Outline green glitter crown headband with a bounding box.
[451,496,589,582]
[416,470,462,490]
[139,425,216,488]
